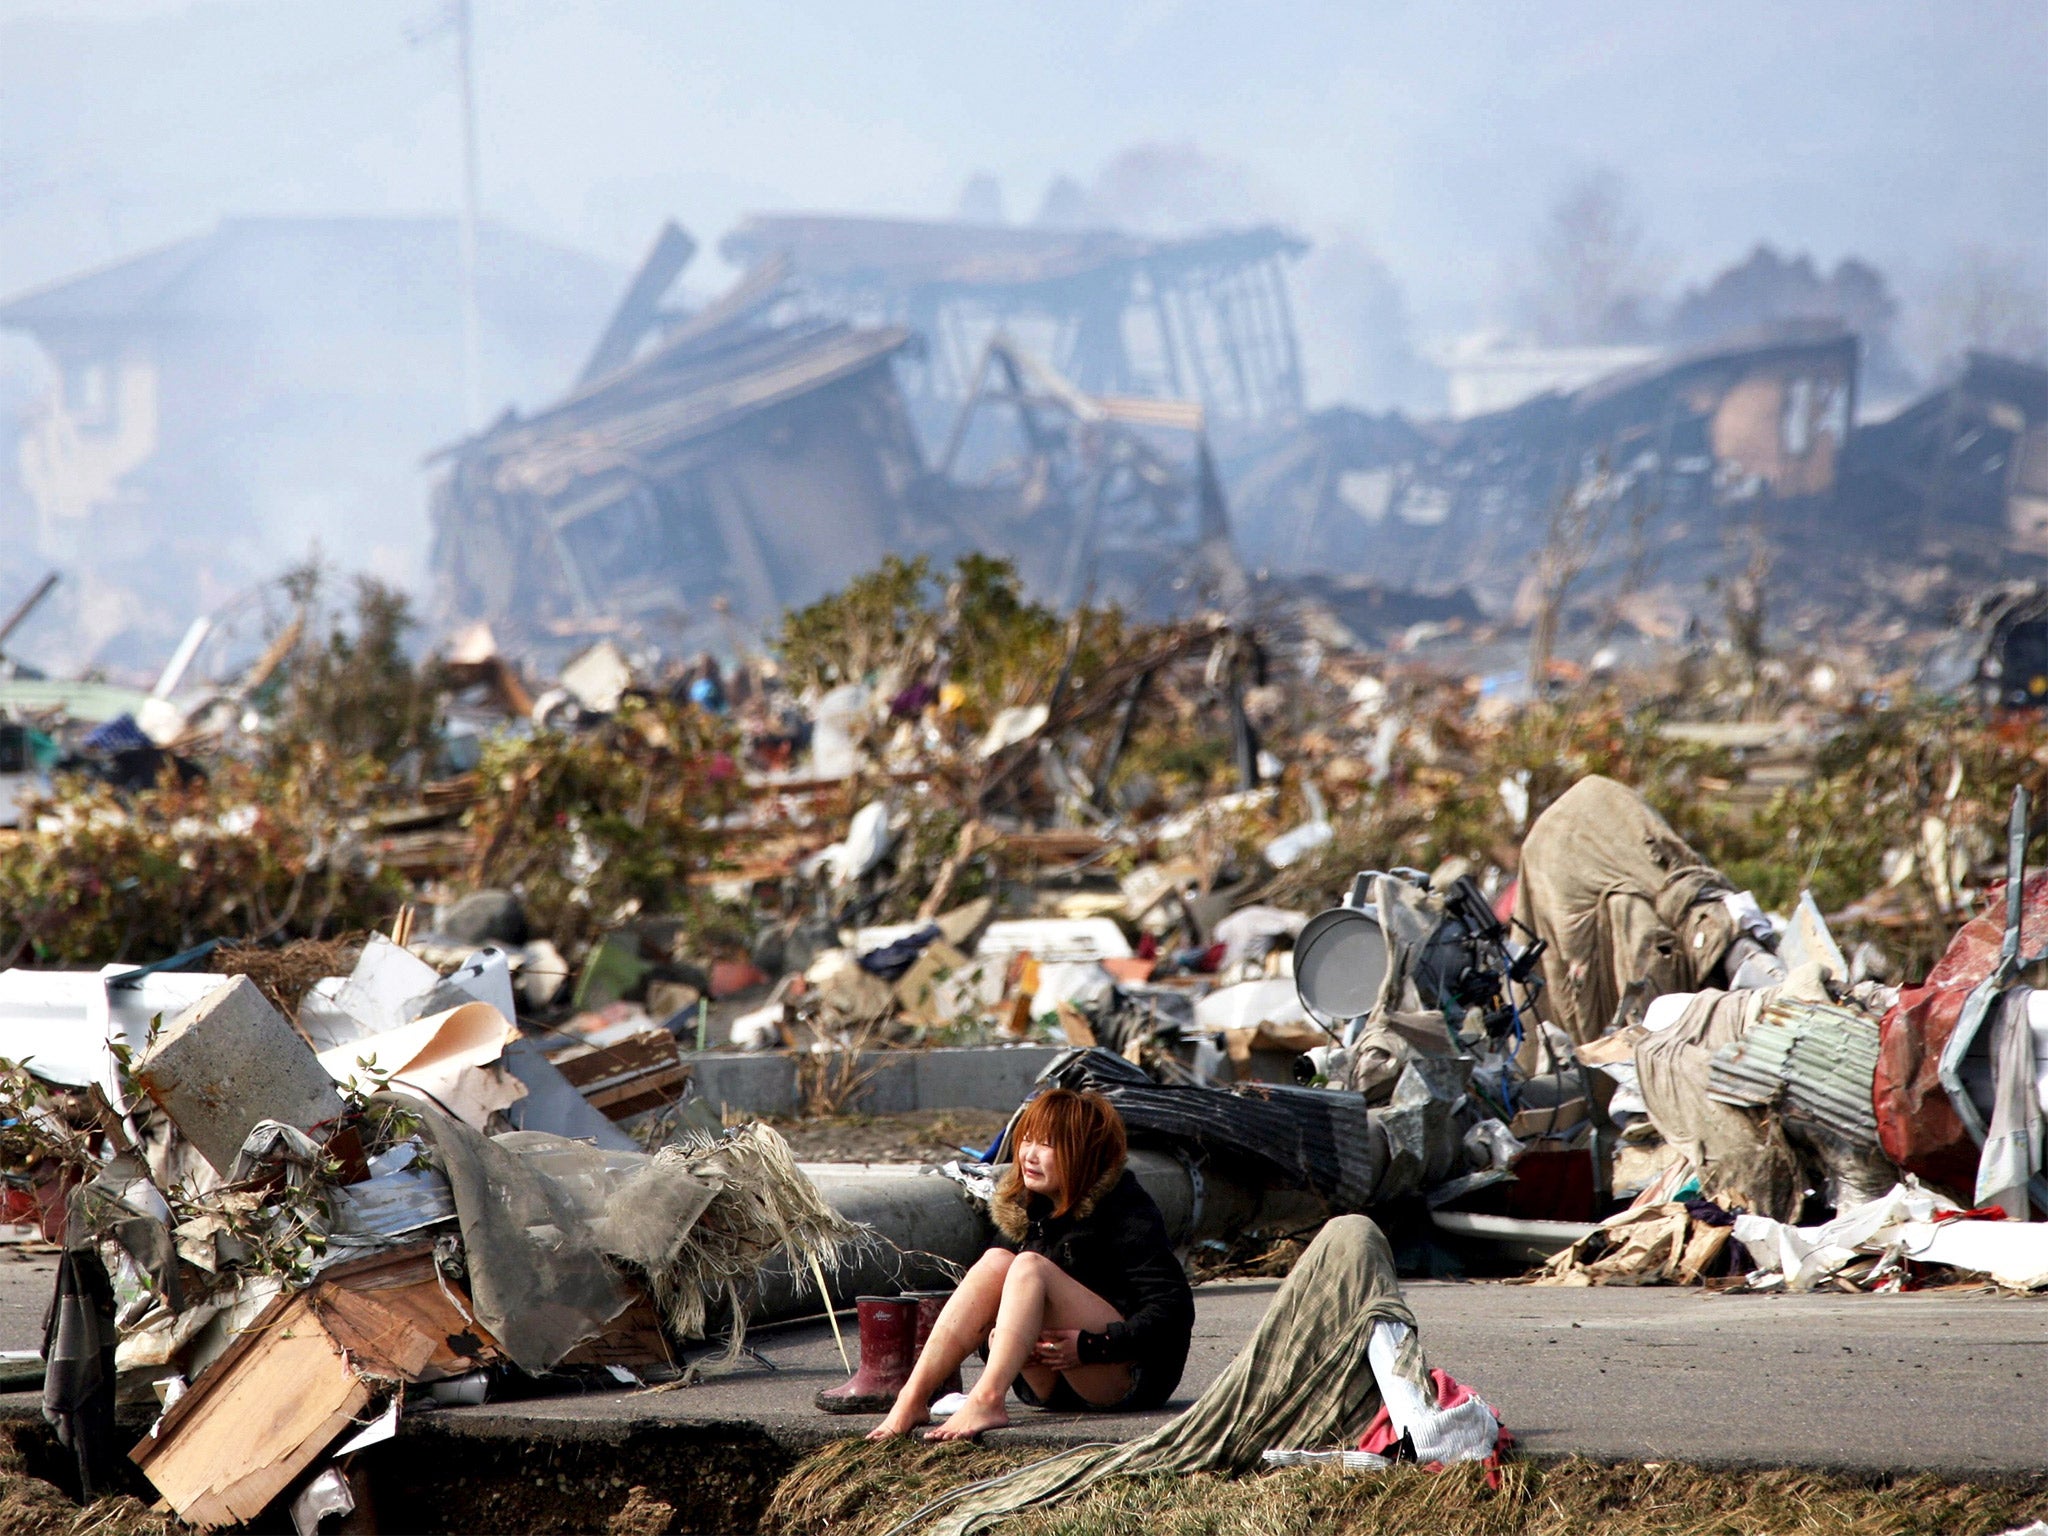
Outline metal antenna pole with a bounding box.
[454,0,483,428]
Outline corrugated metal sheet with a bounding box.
[1707,998,1880,1143]
[1030,1047,1465,1213]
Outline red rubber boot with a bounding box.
[814,1296,916,1414]
[908,1290,963,1398]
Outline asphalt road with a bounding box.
[0,1249,51,1352]
[2,1247,2039,1474]
[405,1275,2048,1476]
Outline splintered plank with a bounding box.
[310,1245,500,1379]
[582,1063,692,1118]
[547,1029,682,1088]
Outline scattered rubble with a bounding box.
[0,525,2042,1529]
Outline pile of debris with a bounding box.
[2,930,866,1530]
[1525,785,2048,1293]
[0,537,2044,1386]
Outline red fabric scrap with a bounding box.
[1356,1367,1514,1486]
[1874,872,2048,1203]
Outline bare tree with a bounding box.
[1723,520,1772,705]
[1532,169,1660,344]
[1528,457,1616,689]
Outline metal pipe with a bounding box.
[0,573,58,653]
[750,1152,1205,1320]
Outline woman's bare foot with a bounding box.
[866,1401,931,1441]
[922,1395,1010,1443]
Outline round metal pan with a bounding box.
[1292,903,1390,1022]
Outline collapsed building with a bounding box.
[429,208,2048,653]
[718,214,1308,439]
[430,223,1255,645]
[1227,329,1860,613]
[1231,330,2048,639]
[429,251,932,645]
[1843,351,2048,565]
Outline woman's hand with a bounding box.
[1033,1329,1081,1371]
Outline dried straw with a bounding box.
[211,935,366,1020]
[615,1122,870,1370]
[762,1442,2047,1536]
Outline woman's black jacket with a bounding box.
[988,1159,1194,1394]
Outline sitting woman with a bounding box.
[869,1088,1195,1442]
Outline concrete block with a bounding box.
[135,976,348,1173]
[683,1052,800,1118]
[912,1046,1060,1110]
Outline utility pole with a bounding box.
[454,0,483,428]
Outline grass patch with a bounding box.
[762,1439,2047,1536]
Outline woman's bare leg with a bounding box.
[868,1250,1013,1439]
[925,1253,1129,1441]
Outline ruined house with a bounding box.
[430,224,1257,645]
[429,257,934,644]
[718,215,1308,441]
[1843,351,2048,565]
[0,217,615,669]
[1227,328,1860,614]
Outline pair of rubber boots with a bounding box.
[814,1290,961,1414]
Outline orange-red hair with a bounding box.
[998,1089,1127,1218]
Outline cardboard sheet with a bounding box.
[318,1001,526,1129]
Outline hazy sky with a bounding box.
[3,0,2044,364]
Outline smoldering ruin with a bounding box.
[418,209,2048,676]
[0,7,2046,1536]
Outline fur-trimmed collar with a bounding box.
[989,1157,1127,1242]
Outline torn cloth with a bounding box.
[1632,971,1836,1221]
[400,1103,863,1372]
[888,1215,1429,1536]
[389,1093,633,1372]
[1978,987,2044,1212]
[42,1247,119,1497]
[1513,775,1740,1044]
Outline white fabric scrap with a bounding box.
[1030,960,1113,1017]
[803,799,894,887]
[975,703,1049,760]
[1210,906,1310,970]
[2027,990,2048,1118]
[1365,1319,1500,1464]
[1733,1180,1967,1291]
